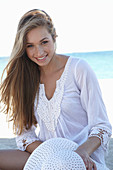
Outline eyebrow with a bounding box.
[26,37,49,44]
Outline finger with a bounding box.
[93,162,97,170]
[84,161,91,170]
[87,162,92,170]
[82,158,89,168]
[86,160,94,170]
[89,162,97,170]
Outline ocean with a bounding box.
[0,51,113,79]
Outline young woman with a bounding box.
[0,9,112,170]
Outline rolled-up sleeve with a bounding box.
[75,59,112,150]
[16,125,40,151]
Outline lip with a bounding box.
[35,55,47,61]
[38,56,46,60]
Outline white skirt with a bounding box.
[24,138,109,170]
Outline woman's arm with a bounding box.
[75,136,101,169]
[75,59,112,147]
[76,136,101,156]
[16,125,42,152]
[26,140,42,153]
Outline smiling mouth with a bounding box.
[35,55,47,61]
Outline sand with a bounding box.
[0,79,113,169]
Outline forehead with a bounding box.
[26,26,51,42]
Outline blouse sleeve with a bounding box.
[74,59,112,150]
[16,125,40,151]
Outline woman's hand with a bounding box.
[26,141,42,153]
[75,148,97,170]
[74,137,101,169]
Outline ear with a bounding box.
[53,34,58,42]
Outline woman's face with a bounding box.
[26,26,55,67]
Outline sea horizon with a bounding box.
[1,50,113,79]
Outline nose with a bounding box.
[34,45,44,57]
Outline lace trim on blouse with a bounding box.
[16,127,39,151]
[89,127,111,150]
[35,57,72,132]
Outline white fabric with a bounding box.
[16,57,112,167]
[36,56,70,132]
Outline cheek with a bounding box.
[48,42,55,52]
[26,49,32,58]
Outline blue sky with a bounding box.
[0,0,113,56]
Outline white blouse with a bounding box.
[16,57,112,165]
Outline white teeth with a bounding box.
[37,56,46,60]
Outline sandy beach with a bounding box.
[0,78,113,169]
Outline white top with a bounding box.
[16,57,112,165]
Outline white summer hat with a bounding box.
[24,138,86,170]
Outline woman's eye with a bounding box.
[42,41,48,45]
[26,44,33,48]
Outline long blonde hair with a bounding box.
[0,9,57,135]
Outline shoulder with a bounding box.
[57,54,80,67]
[65,57,97,83]
[57,54,94,75]
[68,57,94,75]
[62,56,90,74]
